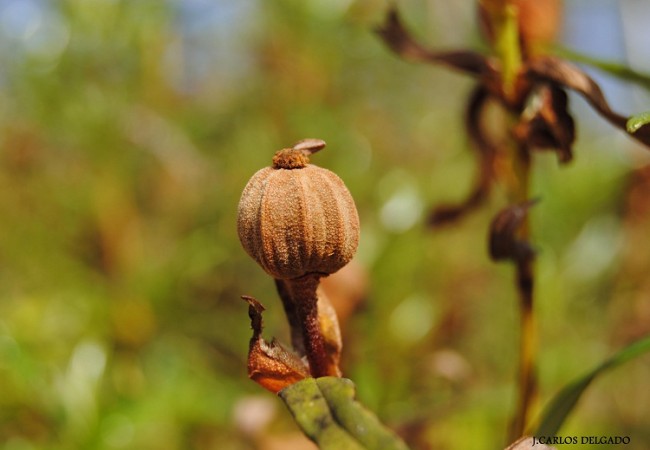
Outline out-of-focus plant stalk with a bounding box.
[485,0,539,440]
[511,271,538,441]
[489,2,523,102]
[378,0,650,444]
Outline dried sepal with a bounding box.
[242,296,309,394]
[514,84,575,163]
[430,85,495,226]
[316,287,343,377]
[292,138,327,155]
[489,199,539,263]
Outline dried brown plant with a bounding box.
[376,0,650,441]
[238,139,360,387]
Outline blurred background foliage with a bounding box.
[0,0,649,449]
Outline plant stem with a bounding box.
[496,5,523,102]
[507,140,538,442]
[510,248,538,439]
[288,274,337,378]
[483,0,523,103]
[487,0,540,440]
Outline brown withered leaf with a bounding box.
[514,84,575,163]
[526,56,650,147]
[376,8,495,78]
[489,200,539,262]
[430,86,495,226]
[242,296,309,394]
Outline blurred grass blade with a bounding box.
[536,336,650,437]
[280,377,410,450]
[554,46,650,91]
[627,111,650,134]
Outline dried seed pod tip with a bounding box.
[272,148,310,169]
[271,139,326,170]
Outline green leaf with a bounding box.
[536,335,650,437]
[627,111,650,134]
[554,46,650,91]
[279,377,411,450]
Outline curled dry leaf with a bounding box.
[514,84,575,163]
[526,56,650,147]
[242,296,309,394]
[489,200,539,263]
[291,138,327,155]
[378,6,650,234]
[376,8,494,78]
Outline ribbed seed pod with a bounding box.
[237,140,359,280]
[237,139,359,378]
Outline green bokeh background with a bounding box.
[0,1,649,449]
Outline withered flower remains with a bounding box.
[377,4,650,229]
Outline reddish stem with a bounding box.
[288,274,334,378]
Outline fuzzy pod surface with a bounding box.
[237,145,360,280]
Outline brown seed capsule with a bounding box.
[237,140,360,280]
[238,139,360,378]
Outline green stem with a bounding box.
[488,0,539,440]
[510,254,538,440]
[492,2,523,103]
[507,142,538,443]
